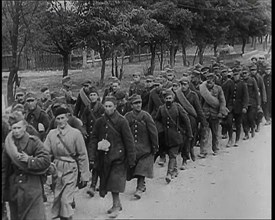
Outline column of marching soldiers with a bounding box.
[2,55,272,220]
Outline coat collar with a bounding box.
[27,105,42,119]
[57,123,71,136]
[14,132,30,151]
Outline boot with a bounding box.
[134,176,145,199]
[234,140,239,147]
[158,156,166,166]
[107,193,122,218]
[71,198,76,209]
[222,134,228,139]
[243,133,249,140]
[190,147,195,161]
[226,138,233,148]
[87,186,96,197]
[165,173,172,184]
[251,128,255,137]
[255,124,260,132]
[197,153,207,158]
[180,159,187,170]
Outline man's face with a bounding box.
[104,101,116,115]
[180,81,189,92]
[190,75,199,84]
[42,90,51,101]
[132,100,142,112]
[89,92,99,103]
[133,75,140,82]
[221,71,228,78]
[145,80,153,88]
[233,72,240,81]
[251,58,257,64]
[258,57,265,63]
[16,93,25,103]
[242,71,249,79]
[55,113,68,129]
[172,83,179,92]
[11,120,26,139]
[112,82,120,92]
[250,69,257,76]
[83,84,91,93]
[167,73,174,81]
[165,95,174,103]
[26,98,37,111]
[206,76,215,87]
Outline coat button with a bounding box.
[167,126,169,128]
[19,180,22,183]
[135,140,137,142]
[19,174,23,176]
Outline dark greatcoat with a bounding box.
[125,110,158,180]
[243,77,260,107]
[221,78,234,111]
[155,102,193,148]
[89,111,136,197]
[231,79,249,114]
[25,105,50,141]
[2,133,51,220]
[251,74,267,104]
[74,92,90,118]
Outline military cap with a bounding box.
[11,104,25,113]
[182,72,189,77]
[192,70,201,76]
[251,56,257,61]
[154,76,163,84]
[242,66,249,73]
[104,95,117,104]
[62,76,72,87]
[212,63,219,69]
[146,75,154,82]
[234,60,241,65]
[221,68,228,73]
[163,89,174,98]
[206,72,215,78]
[54,107,68,117]
[129,94,142,104]
[179,76,190,84]
[114,90,126,100]
[8,111,25,126]
[195,63,202,70]
[201,67,210,74]
[172,79,180,86]
[165,68,175,73]
[133,72,141,77]
[16,87,27,95]
[160,71,168,79]
[89,87,99,95]
[41,87,49,93]
[82,79,92,86]
[25,91,37,100]
[227,68,233,76]
[249,65,257,71]
[233,66,242,73]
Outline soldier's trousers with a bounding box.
[199,122,209,155]
[154,132,167,162]
[167,145,180,176]
[225,112,243,142]
[242,106,257,135]
[206,116,219,152]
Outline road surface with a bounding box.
[44,122,271,219]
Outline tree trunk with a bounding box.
[111,52,114,76]
[63,53,69,77]
[192,46,198,66]
[119,51,125,80]
[149,43,156,75]
[160,42,164,70]
[129,50,134,63]
[181,42,188,66]
[242,39,247,54]
[169,41,175,68]
[115,55,118,78]
[100,58,106,86]
[251,36,254,47]
[82,47,87,68]
[198,45,205,65]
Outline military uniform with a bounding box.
[2,131,50,220]
[129,81,146,97]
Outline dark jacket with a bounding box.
[116,102,132,116]
[221,78,234,111]
[155,102,193,147]
[129,81,146,97]
[81,101,105,142]
[89,111,136,197]
[231,79,249,114]
[125,110,158,179]
[25,105,50,141]
[2,133,50,220]
[74,92,90,118]
[251,74,267,104]
[243,76,260,107]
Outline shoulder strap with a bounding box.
[57,133,77,159]
[104,115,121,137]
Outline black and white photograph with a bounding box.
[2,0,271,219]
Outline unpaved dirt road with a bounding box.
[44,123,271,219]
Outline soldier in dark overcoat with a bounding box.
[125,94,158,199]
[175,76,206,169]
[155,89,193,183]
[141,75,155,111]
[148,78,167,166]
[2,112,51,220]
[227,69,249,146]
[249,64,267,132]
[241,66,260,140]
[81,88,105,197]
[262,64,272,125]
[128,72,146,97]
[89,96,136,218]
[220,68,234,143]
[25,92,50,142]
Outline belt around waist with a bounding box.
[55,156,75,163]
